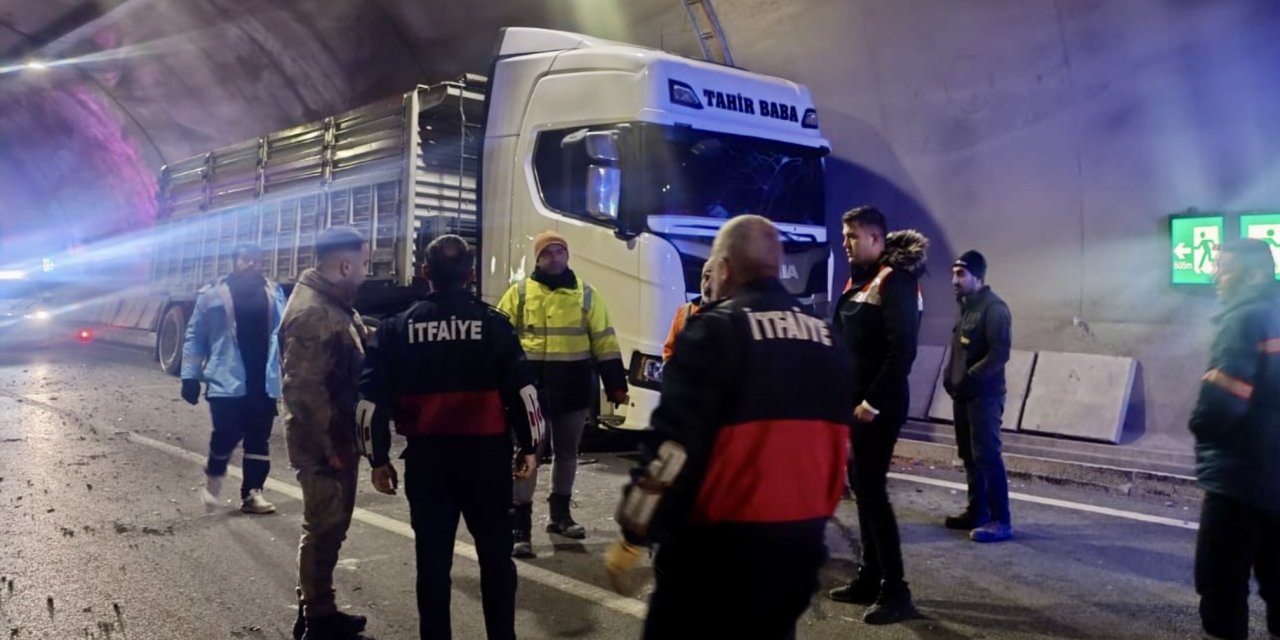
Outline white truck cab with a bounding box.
[483,28,831,429]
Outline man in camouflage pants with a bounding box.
[280,226,371,640]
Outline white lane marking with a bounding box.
[127,432,648,619]
[887,472,1200,531]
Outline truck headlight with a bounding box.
[628,352,664,390]
[24,310,50,320]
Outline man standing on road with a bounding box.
[662,261,714,363]
[828,206,927,625]
[618,215,854,639]
[280,226,371,640]
[361,235,546,640]
[497,231,629,557]
[943,250,1014,543]
[180,243,287,515]
[1190,238,1280,640]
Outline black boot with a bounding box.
[300,612,364,640]
[296,607,366,640]
[828,570,881,605]
[547,493,587,539]
[512,503,535,558]
[944,509,979,531]
[863,581,918,625]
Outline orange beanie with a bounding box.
[533,231,568,258]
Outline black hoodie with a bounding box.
[833,230,929,426]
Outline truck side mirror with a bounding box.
[585,166,621,222]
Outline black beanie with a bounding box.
[953,250,987,280]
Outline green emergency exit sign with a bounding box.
[1240,213,1280,279]
[1170,215,1224,285]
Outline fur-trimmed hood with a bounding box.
[882,229,929,277]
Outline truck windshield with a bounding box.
[628,123,826,228]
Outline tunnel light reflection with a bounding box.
[1,32,195,76]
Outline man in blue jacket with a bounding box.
[1191,238,1280,640]
[181,243,287,514]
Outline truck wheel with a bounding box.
[158,305,187,376]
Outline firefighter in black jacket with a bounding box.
[360,235,546,640]
[828,206,927,625]
[617,215,855,640]
[1190,238,1280,640]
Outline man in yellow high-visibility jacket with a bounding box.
[498,231,629,558]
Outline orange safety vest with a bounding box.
[662,301,701,362]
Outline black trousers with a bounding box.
[404,437,516,640]
[849,417,905,585]
[206,394,276,498]
[1195,491,1280,640]
[643,526,824,640]
[954,394,1011,525]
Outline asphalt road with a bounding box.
[0,341,1270,639]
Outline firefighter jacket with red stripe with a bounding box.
[834,230,927,425]
[359,290,546,468]
[1190,286,1280,510]
[638,278,855,545]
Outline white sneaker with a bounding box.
[240,489,276,515]
[201,474,224,510]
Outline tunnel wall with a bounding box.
[2,0,1277,450]
[713,0,1280,451]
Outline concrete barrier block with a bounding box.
[1020,351,1136,444]
[908,345,946,420]
[928,347,953,423]
[1003,350,1037,432]
[929,349,1037,433]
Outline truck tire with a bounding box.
[157,305,187,376]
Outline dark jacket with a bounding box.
[834,230,928,425]
[359,290,545,467]
[638,278,855,546]
[1189,286,1280,510]
[945,286,1012,400]
[280,269,368,470]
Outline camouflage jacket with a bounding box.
[280,268,367,469]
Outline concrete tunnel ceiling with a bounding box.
[0,0,698,247]
[2,0,1280,447]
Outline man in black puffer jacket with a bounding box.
[1190,238,1280,640]
[828,206,927,625]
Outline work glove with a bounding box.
[180,379,201,405]
[609,389,630,406]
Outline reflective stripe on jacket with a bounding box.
[497,278,622,364]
